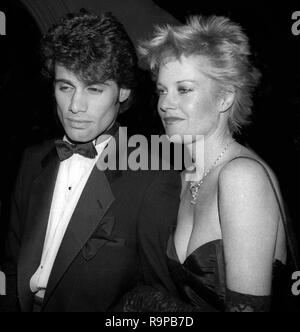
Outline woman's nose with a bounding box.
[159,93,177,112]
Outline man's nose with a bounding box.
[69,91,87,114]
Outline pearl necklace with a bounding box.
[189,140,235,205]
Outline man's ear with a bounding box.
[220,92,235,114]
[119,88,131,103]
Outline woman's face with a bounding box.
[157,55,221,142]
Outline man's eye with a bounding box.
[88,87,103,94]
[59,85,73,92]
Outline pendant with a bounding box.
[189,181,203,205]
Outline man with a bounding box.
[0,11,180,312]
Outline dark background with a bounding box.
[0,0,299,259]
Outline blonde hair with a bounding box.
[139,15,261,134]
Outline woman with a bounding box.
[123,15,298,312]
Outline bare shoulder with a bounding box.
[218,154,280,228]
[218,154,281,219]
[219,156,271,188]
[218,155,282,295]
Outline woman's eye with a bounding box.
[157,89,167,95]
[178,87,192,94]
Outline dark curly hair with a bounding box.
[41,10,139,111]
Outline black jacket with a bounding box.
[1,128,181,312]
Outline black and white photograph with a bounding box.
[0,0,299,315]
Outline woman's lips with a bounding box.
[164,117,185,125]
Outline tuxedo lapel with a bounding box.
[43,163,116,306]
[24,126,124,308]
[18,147,59,312]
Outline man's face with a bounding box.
[54,65,130,143]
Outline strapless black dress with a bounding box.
[166,234,225,311]
[166,231,292,312]
[122,156,299,312]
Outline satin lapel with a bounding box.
[18,147,59,312]
[43,164,115,306]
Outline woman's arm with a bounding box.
[218,158,280,311]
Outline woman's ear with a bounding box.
[220,92,235,114]
[119,88,131,103]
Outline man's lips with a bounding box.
[67,118,92,128]
[163,117,185,125]
[67,118,92,123]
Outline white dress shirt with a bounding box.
[30,138,110,298]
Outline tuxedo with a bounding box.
[1,128,181,312]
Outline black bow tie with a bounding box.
[55,140,98,161]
